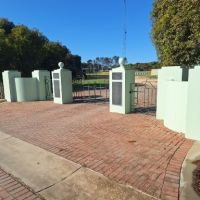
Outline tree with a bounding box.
[0,18,14,34]
[8,26,48,76]
[0,27,17,77]
[65,54,81,77]
[0,18,82,80]
[41,42,70,72]
[151,0,200,66]
[112,56,120,66]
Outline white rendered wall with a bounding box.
[32,70,52,101]
[15,78,38,102]
[2,71,21,102]
[52,68,73,104]
[164,81,188,133]
[109,66,134,114]
[186,68,200,140]
[156,66,183,120]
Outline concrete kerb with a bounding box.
[180,141,200,200]
[0,131,81,193]
[0,131,160,200]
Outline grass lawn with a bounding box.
[73,79,109,89]
[77,72,157,88]
[87,71,109,76]
[82,79,109,85]
[86,72,109,80]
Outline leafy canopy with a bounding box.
[0,18,81,80]
[151,0,200,66]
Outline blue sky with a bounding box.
[0,0,157,63]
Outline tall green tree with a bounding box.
[41,42,70,72]
[0,18,14,34]
[0,18,82,80]
[8,26,48,76]
[151,0,200,66]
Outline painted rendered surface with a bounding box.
[109,65,134,114]
[164,81,188,133]
[52,68,73,104]
[186,68,200,140]
[156,66,200,141]
[15,78,38,102]
[32,70,52,101]
[156,66,183,120]
[2,71,21,102]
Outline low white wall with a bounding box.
[15,78,38,102]
[186,68,200,140]
[164,81,188,133]
[2,71,21,102]
[32,70,52,100]
[156,66,183,120]
[156,66,200,141]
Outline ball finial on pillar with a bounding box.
[118,57,125,67]
[58,62,64,69]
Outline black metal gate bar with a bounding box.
[0,82,4,99]
[133,80,157,113]
[72,79,109,103]
[72,78,156,111]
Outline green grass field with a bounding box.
[77,71,157,88]
[86,72,109,80]
[87,71,109,76]
[73,79,109,88]
[82,79,108,85]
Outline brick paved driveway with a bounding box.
[0,102,193,200]
[0,167,40,200]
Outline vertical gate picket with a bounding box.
[133,81,157,113]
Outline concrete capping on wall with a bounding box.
[156,66,200,141]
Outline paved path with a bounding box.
[0,131,158,200]
[0,102,194,200]
[180,141,200,200]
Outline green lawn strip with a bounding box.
[73,79,109,89]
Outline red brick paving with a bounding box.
[0,168,40,200]
[0,102,194,200]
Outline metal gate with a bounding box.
[0,82,4,99]
[132,80,157,113]
[72,79,157,113]
[72,79,109,103]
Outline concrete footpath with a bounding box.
[180,141,200,200]
[0,131,158,200]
